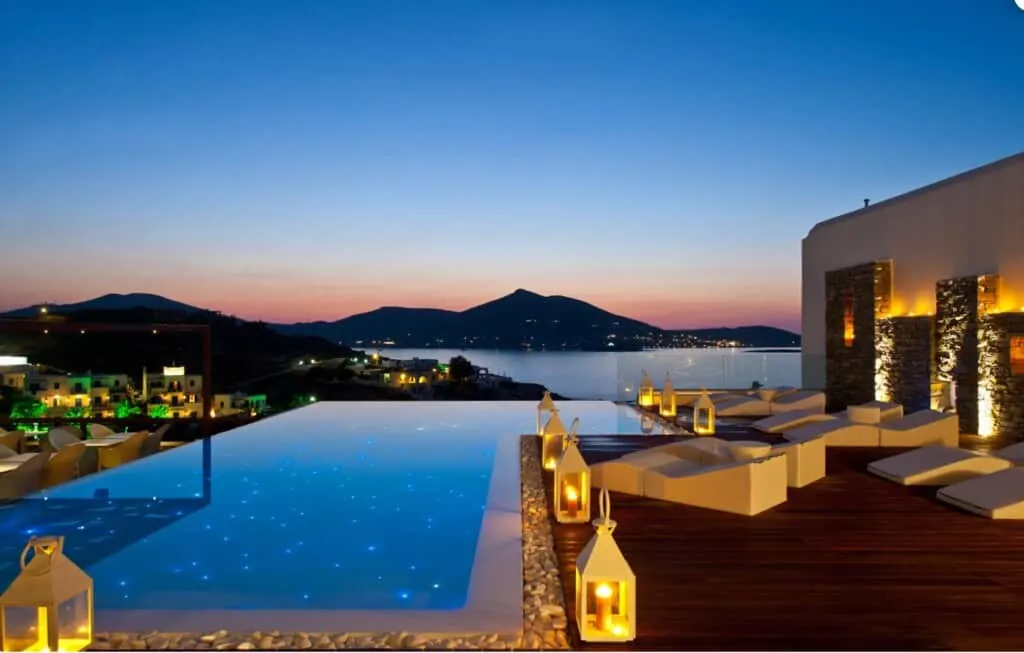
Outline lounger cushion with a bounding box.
[994,442,1024,466]
[785,418,880,447]
[848,406,882,425]
[752,410,835,434]
[868,446,1012,486]
[937,468,1024,519]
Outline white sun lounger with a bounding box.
[784,418,880,447]
[835,401,904,422]
[590,450,682,495]
[993,442,1024,466]
[641,454,788,516]
[769,390,826,415]
[592,437,789,515]
[937,468,1024,519]
[867,446,1013,486]
[878,410,958,447]
[772,432,827,488]
[714,395,772,417]
[752,409,835,434]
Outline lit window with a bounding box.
[843,296,855,347]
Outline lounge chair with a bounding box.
[0,429,25,454]
[714,394,772,417]
[0,453,47,501]
[784,418,880,447]
[836,401,904,422]
[641,452,788,516]
[592,437,789,516]
[591,450,683,495]
[42,442,86,488]
[937,468,1024,519]
[97,431,148,470]
[868,446,1013,486]
[878,410,958,447]
[87,423,117,438]
[769,390,827,415]
[992,442,1024,466]
[42,427,82,454]
[752,409,835,434]
[139,425,171,457]
[771,432,827,488]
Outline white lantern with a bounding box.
[693,389,716,436]
[537,391,557,436]
[540,409,568,471]
[553,429,590,524]
[659,374,676,418]
[575,489,636,642]
[637,370,654,408]
[0,536,93,653]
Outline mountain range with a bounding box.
[1,291,799,350]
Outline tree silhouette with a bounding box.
[448,356,475,383]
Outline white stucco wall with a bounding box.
[801,152,1024,390]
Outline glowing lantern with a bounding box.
[554,426,590,524]
[537,391,557,436]
[0,536,93,653]
[659,374,676,418]
[540,409,568,471]
[637,371,654,408]
[693,390,716,436]
[575,489,636,643]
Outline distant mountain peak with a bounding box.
[509,288,542,297]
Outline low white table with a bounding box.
[729,440,774,461]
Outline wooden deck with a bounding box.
[546,433,1024,651]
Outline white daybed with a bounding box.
[937,468,1024,519]
[867,446,1013,486]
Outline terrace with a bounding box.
[2,392,1024,651]
[542,431,1024,651]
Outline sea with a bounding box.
[377,348,802,400]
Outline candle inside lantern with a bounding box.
[594,582,614,631]
[544,457,556,471]
[564,484,579,518]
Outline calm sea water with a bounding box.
[379,348,802,399]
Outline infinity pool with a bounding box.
[0,401,655,633]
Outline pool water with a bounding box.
[0,401,658,616]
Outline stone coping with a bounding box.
[86,436,570,650]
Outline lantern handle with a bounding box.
[568,417,580,443]
[599,487,611,522]
[20,541,32,570]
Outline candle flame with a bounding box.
[595,583,613,598]
[565,486,578,501]
[544,458,556,470]
[611,623,626,636]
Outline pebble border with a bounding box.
[86,437,570,651]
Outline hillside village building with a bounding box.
[801,152,1024,437]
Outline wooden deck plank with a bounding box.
[547,434,1024,651]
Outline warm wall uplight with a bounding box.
[843,296,855,347]
[1010,335,1024,376]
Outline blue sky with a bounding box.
[0,0,1021,330]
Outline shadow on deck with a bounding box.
[548,434,1024,651]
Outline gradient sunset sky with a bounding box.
[1,0,1022,332]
